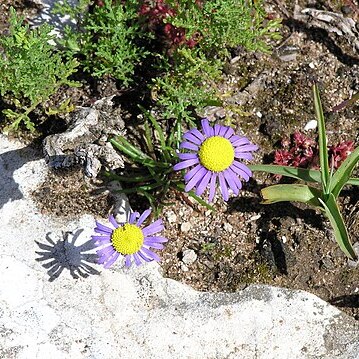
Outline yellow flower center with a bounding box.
[198,136,234,172]
[111,224,144,255]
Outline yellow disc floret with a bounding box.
[198,136,234,172]
[111,224,144,255]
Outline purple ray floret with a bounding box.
[174,118,258,202]
[92,209,168,269]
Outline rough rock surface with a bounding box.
[43,96,125,177]
[0,134,358,359]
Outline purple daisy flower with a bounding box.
[174,119,258,201]
[92,209,168,268]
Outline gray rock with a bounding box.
[182,249,197,265]
[0,135,358,359]
[43,96,125,177]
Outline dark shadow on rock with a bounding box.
[0,142,42,209]
[35,229,100,282]
[284,18,359,66]
[330,295,359,308]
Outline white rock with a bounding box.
[182,249,197,265]
[166,210,177,223]
[181,222,192,232]
[0,134,358,359]
[304,119,318,131]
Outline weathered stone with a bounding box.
[1,135,358,359]
[43,96,125,177]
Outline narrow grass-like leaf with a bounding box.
[330,146,359,198]
[248,164,359,187]
[248,164,322,183]
[261,184,323,207]
[319,194,357,260]
[174,183,215,211]
[313,84,330,193]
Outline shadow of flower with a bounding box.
[35,229,100,281]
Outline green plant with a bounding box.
[0,8,79,131]
[165,0,281,55]
[53,0,148,85]
[153,48,222,127]
[107,107,214,215]
[250,84,359,261]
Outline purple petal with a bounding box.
[224,127,235,139]
[141,247,161,261]
[108,215,119,228]
[214,124,221,135]
[231,137,250,146]
[104,252,120,268]
[180,141,199,151]
[95,222,113,235]
[187,128,205,142]
[185,166,207,192]
[208,173,217,202]
[178,153,198,160]
[125,255,131,267]
[138,251,153,262]
[129,211,140,224]
[91,235,111,242]
[145,242,164,250]
[144,236,168,243]
[218,126,228,137]
[235,152,254,160]
[236,144,258,152]
[94,239,111,247]
[133,253,142,266]
[184,163,203,182]
[195,169,212,196]
[227,167,243,190]
[231,161,252,180]
[137,209,152,226]
[173,158,199,171]
[97,245,115,258]
[142,219,164,236]
[201,119,214,137]
[223,169,240,195]
[183,132,202,145]
[218,172,229,201]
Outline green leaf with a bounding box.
[329,146,359,198]
[261,184,323,207]
[174,183,215,211]
[319,194,357,261]
[313,84,330,194]
[248,164,322,183]
[248,164,359,188]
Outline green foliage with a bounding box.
[53,0,148,85]
[153,48,222,126]
[0,8,79,131]
[151,0,281,125]
[253,84,359,261]
[166,0,281,55]
[108,107,214,215]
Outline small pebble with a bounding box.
[181,222,191,232]
[223,223,233,233]
[281,235,287,244]
[304,119,317,131]
[249,214,261,222]
[166,210,177,223]
[182,249,197,265]
[309,62,315,69]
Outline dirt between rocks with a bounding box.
[1,1,358,319]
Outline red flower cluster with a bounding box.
[139,0,202,49]
[328,140,355,169]
[274,132,317,168]
[274,132,355,170]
